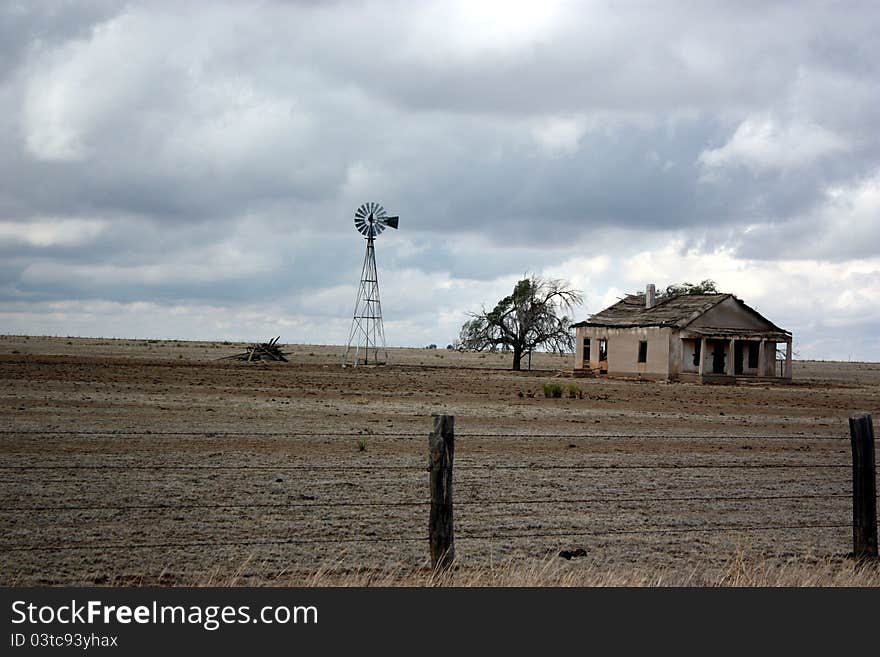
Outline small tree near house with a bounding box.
[660,279,719,298]
[458,275,583,371]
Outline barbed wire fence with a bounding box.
[0,416,875,568]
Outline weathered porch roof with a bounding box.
[682,326,791,341]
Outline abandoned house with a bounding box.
[572,284,792,383]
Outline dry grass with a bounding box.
[293,551,880,587]
[13,549,877,588]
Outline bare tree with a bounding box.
[458,275,583,371]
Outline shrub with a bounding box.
[566,383,583,399]
[357,437,368,452]
[543,383,564,398]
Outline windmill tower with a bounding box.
[343,202,399,366]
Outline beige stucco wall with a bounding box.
[575,326,671,378]
[679,337,700,374]
[688,297,775,331]
[763,341,779,377]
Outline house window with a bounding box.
[637,340,648,363]
[693,340,701,367]
[748,342,759,369]
[598,338,608,361]
[582,338,591,364]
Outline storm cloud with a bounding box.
[1,1,879,359]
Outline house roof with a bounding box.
[571,292,789,334]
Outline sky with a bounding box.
[1,0,878,360]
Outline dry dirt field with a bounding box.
[1,335,879,586]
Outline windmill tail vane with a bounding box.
[344,202,399,367]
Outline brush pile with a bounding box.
[222,336,289,362]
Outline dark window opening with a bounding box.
[637,340,648,363]
[693,340,701,367]
[598,338,608,361]
[582,338,591,365]
[748,342,759,369]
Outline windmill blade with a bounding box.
[353,201,397,238]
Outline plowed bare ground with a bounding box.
[1,335,878,585]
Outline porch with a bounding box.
[678,328,792,382]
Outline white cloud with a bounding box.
[698,114,848,175]
[22,11,160,162]
[0,219,106,246]
[409,0,563,59]
[532,117,588,156]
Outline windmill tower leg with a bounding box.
[344,235,389,366]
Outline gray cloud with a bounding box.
[1,1,879,358]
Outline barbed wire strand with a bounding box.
[0,522,851,553]
[457,523,851,541]
[0,462,850,471]
[0,493,852,513]
[0,429,848,440]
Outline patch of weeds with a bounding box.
[566,383,584,399]
[357,437,368,452]
[543,383,564,398]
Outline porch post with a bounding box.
[758,339,766,377]
[726,339,735,376]
[698,338,706,376]
[784,339,793,379]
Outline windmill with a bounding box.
[343,202,399,366]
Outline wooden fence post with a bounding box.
[849,413,878,559]
[428,414,455,570]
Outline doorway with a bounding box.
[711,340,726,374]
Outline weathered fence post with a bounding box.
[849,413,878,559]
[428,414,454,570]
